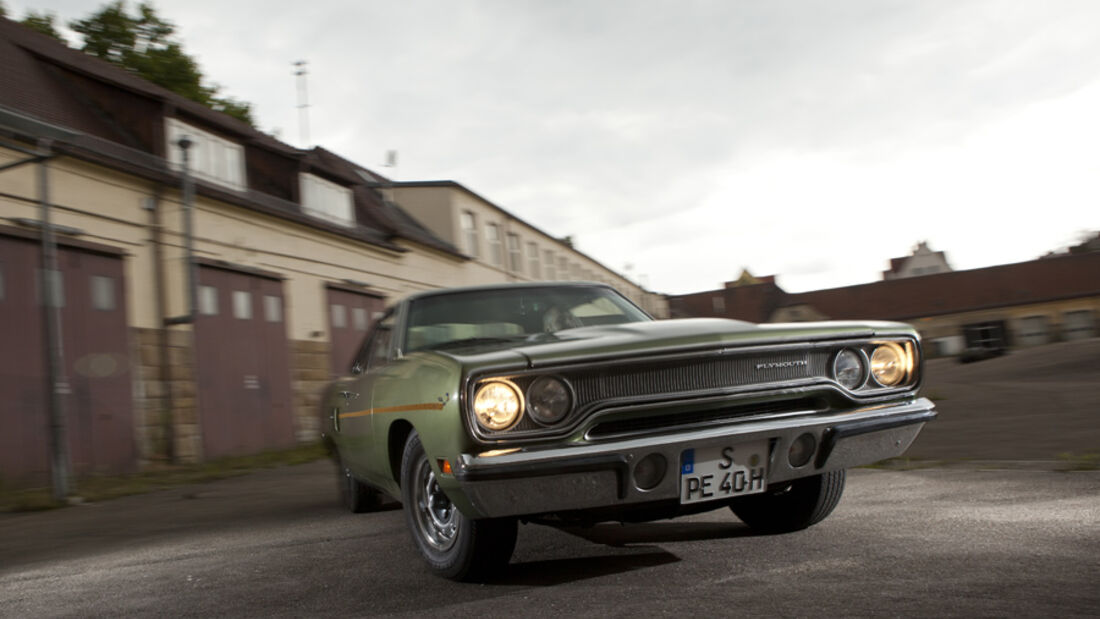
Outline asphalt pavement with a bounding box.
[1,339,1098,616]
[1,462,1097,617]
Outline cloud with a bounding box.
[14,0,1100,296]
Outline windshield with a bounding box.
[404,286,651,352]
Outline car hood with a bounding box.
[436,317,915,370]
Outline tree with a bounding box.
[69,1,254,126]
[21,11,65,42]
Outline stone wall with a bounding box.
[290,340,331,444]
[133,327,201,465]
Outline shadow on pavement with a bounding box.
[557,519,756,546]
[492,549,680,586]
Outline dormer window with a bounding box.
[299,172,354,227]
[165,118,246,191]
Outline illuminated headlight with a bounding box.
[871,342,911,387]
[527,376,573,425]
[833,348,866,390]
[473,380,523,431]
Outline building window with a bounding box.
[712,296,725,314]
[198,285,218,315]
[299,173,354,227]
[1018,315,1049,347]
[232,290,252,320]
[91,275,116,311]
[264,295,282,322]
[352,307,368,331]
[1062,310,1096,340]
[166,118,246,191]
[460,211,479,257]
[486,223,503,266]
[543,250,555,280]
[507,233,522,272]
[527,242,540,278]
[331,304,347,329]
[559,257,568,280]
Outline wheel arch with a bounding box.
[388,419,415,485]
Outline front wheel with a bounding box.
[730,469,846,533]
[400,431,517,581]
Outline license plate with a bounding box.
[680,441,768,504]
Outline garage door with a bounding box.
[194,264,294,459]
[326,285,384,377]
[0,232,135,483]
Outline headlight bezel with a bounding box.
[830,338,919,393]
[467,373,578,439]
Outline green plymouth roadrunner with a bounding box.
[322,283,936,580]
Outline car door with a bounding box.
[330,309,396,482]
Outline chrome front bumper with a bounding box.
[453,397,936,519]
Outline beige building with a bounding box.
[882,241,953,280]
[0,18,665,487]
[669,252,1099,358]
[388,181,667,317]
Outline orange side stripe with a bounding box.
[338,402,446,420]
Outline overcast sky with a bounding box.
[9,0,1100,293]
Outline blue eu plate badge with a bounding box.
[681,448,695,474]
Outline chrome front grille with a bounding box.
[567,349,832,411]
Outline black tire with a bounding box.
[400,431,517,581]
[730,469,846,533]
[338,462,382,513]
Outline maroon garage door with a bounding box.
[0,232,136,484]
[325,285,384,377]
[194,264,295,459]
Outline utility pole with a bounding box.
[293,60,310,148]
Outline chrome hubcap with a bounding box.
[413,458,457,551]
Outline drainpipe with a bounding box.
[37,139,72,502]
[165,135,198,325]
[160,136,197,462]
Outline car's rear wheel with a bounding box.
[338,461,382,513]
[400,431,517,581]
[729,469,846,533]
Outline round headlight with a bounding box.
[472,380,523,431]
[871,342,908,386]
[833,348,865,390]
[527,376,573,425]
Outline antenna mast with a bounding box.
[293,60,310,148]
